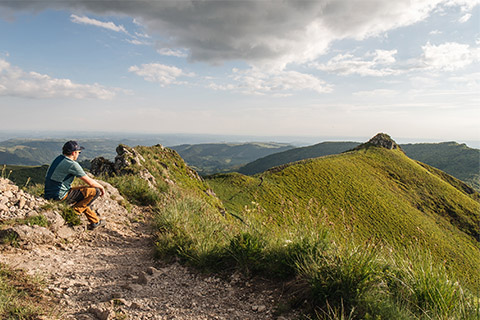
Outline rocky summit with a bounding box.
[366,133,399,150]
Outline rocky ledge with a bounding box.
[0,176,128,247]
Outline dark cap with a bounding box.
[62,140,84,154]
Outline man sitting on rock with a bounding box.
[44,141,106,230]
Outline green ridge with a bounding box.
[207,146,480,289]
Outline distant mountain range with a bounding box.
[171,142,294,175]
[1,138,479,191]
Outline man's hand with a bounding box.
[79,175,105,196]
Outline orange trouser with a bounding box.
[64,186,101,224]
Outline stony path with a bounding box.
[0,206,296,320]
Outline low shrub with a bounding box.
[41,203,82,226]
[154,192,230,270]
[227,232,265,274]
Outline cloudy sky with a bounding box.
[0,0,479,144]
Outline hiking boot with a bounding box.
[88,219,106,230]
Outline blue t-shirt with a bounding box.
[44,155,86,200]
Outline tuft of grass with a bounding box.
[227,232,265,274]
[296,240,393,318]
[0,229,19,247]
[388,248,480,320]
[105,174,163,206]
[41,202,82,226]
[22,215,49,228]
[22,183,44,198]
[1,215,50,229]
[154,191,230,269]
[0,263,57,319]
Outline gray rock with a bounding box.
[42,210,65,231]
[18,197,26,210]
[56,225,77,240]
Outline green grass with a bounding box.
[131,145,224,209]
[40,202,82,226]
[207,147,480,289]
[0,215,49,229]
[238,141,360,175]
[105,174,164,206]
[0,263,57,319]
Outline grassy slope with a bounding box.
[238,141,361,175]
[238,141,480,191]
[207,147,480,289]
[133,145,223,208]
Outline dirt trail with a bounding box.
[0,204,295,320]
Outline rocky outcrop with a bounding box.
[352,133,401,152]
[0,178,47,220]
[91,144,157,188]
[367,133,399,150]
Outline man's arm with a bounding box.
[79,175,105,196]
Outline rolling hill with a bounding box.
[238,141,360,175]
[238,140,480,191]
[207,134,480,289]
[171,142,294,175]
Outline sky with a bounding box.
[0,0,479,144]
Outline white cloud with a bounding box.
[128,63,194,86]
[447,72,480,88]
[353,89,399,97]
[444,0,480,11]
[127,39,150,46]
[316,50,401,76]
[226,68,332,96]
[458,13,472,22]
[0,59,117,99]
[4,0,476,68]
[421,42,480,71]
[70,14,128,34]
[135,31,151,39]
[157,48,188,58]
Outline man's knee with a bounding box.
[83,187,101,206]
